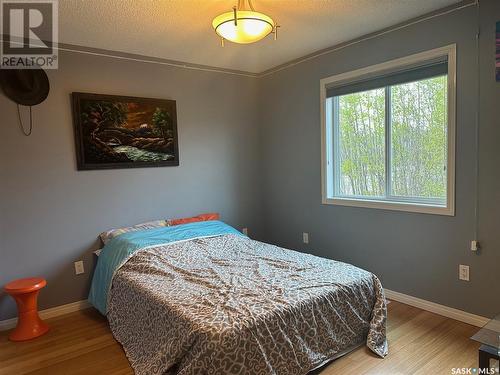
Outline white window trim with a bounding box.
[320,44,456,216]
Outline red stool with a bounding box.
[4,277,49,341]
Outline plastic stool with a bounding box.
[4,277,49,341]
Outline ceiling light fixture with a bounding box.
[212,0,279,46]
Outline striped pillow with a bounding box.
[99,220,168,245]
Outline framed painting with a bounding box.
[72,92,179,170]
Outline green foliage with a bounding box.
[336,76,447,200]
[391,76,447,199]
[81,101,127,128]
[338,88,385,197]
[152,108,172,138]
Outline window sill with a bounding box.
[322,196,454,216]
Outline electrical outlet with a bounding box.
[74,260,84,275]
[303,232,309,244]
[470,240,479,252]
[459,264,469,281]
[242,227,248,236]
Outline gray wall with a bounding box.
[259,1,500,318]
[0,51,262,320]
[1,1,499,322]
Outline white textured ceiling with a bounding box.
[59,0,461,74]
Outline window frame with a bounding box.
[320,45,456,216]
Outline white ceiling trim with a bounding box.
[58,0,465,73]
[7,1,474,79]
[260,0,476,77]
[2,36,258,78]
[56,43,259,78]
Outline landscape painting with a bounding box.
[497,21,500,81]
[72,93,179,170]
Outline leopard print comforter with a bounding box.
[108,234,387,375]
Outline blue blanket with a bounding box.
[88,220,243,315]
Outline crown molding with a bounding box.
[259,0,476,77]
[0,0,476,78]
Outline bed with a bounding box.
[89,220,387,375]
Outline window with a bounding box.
[321,45,455,215]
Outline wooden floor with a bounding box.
[0,301,480,375]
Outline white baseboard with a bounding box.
[385,289,489,327]
[0,299,91,332]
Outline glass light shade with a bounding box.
[212,10,274,44]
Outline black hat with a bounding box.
[0,68,49,106]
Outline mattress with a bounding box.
[95,223,387,375]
